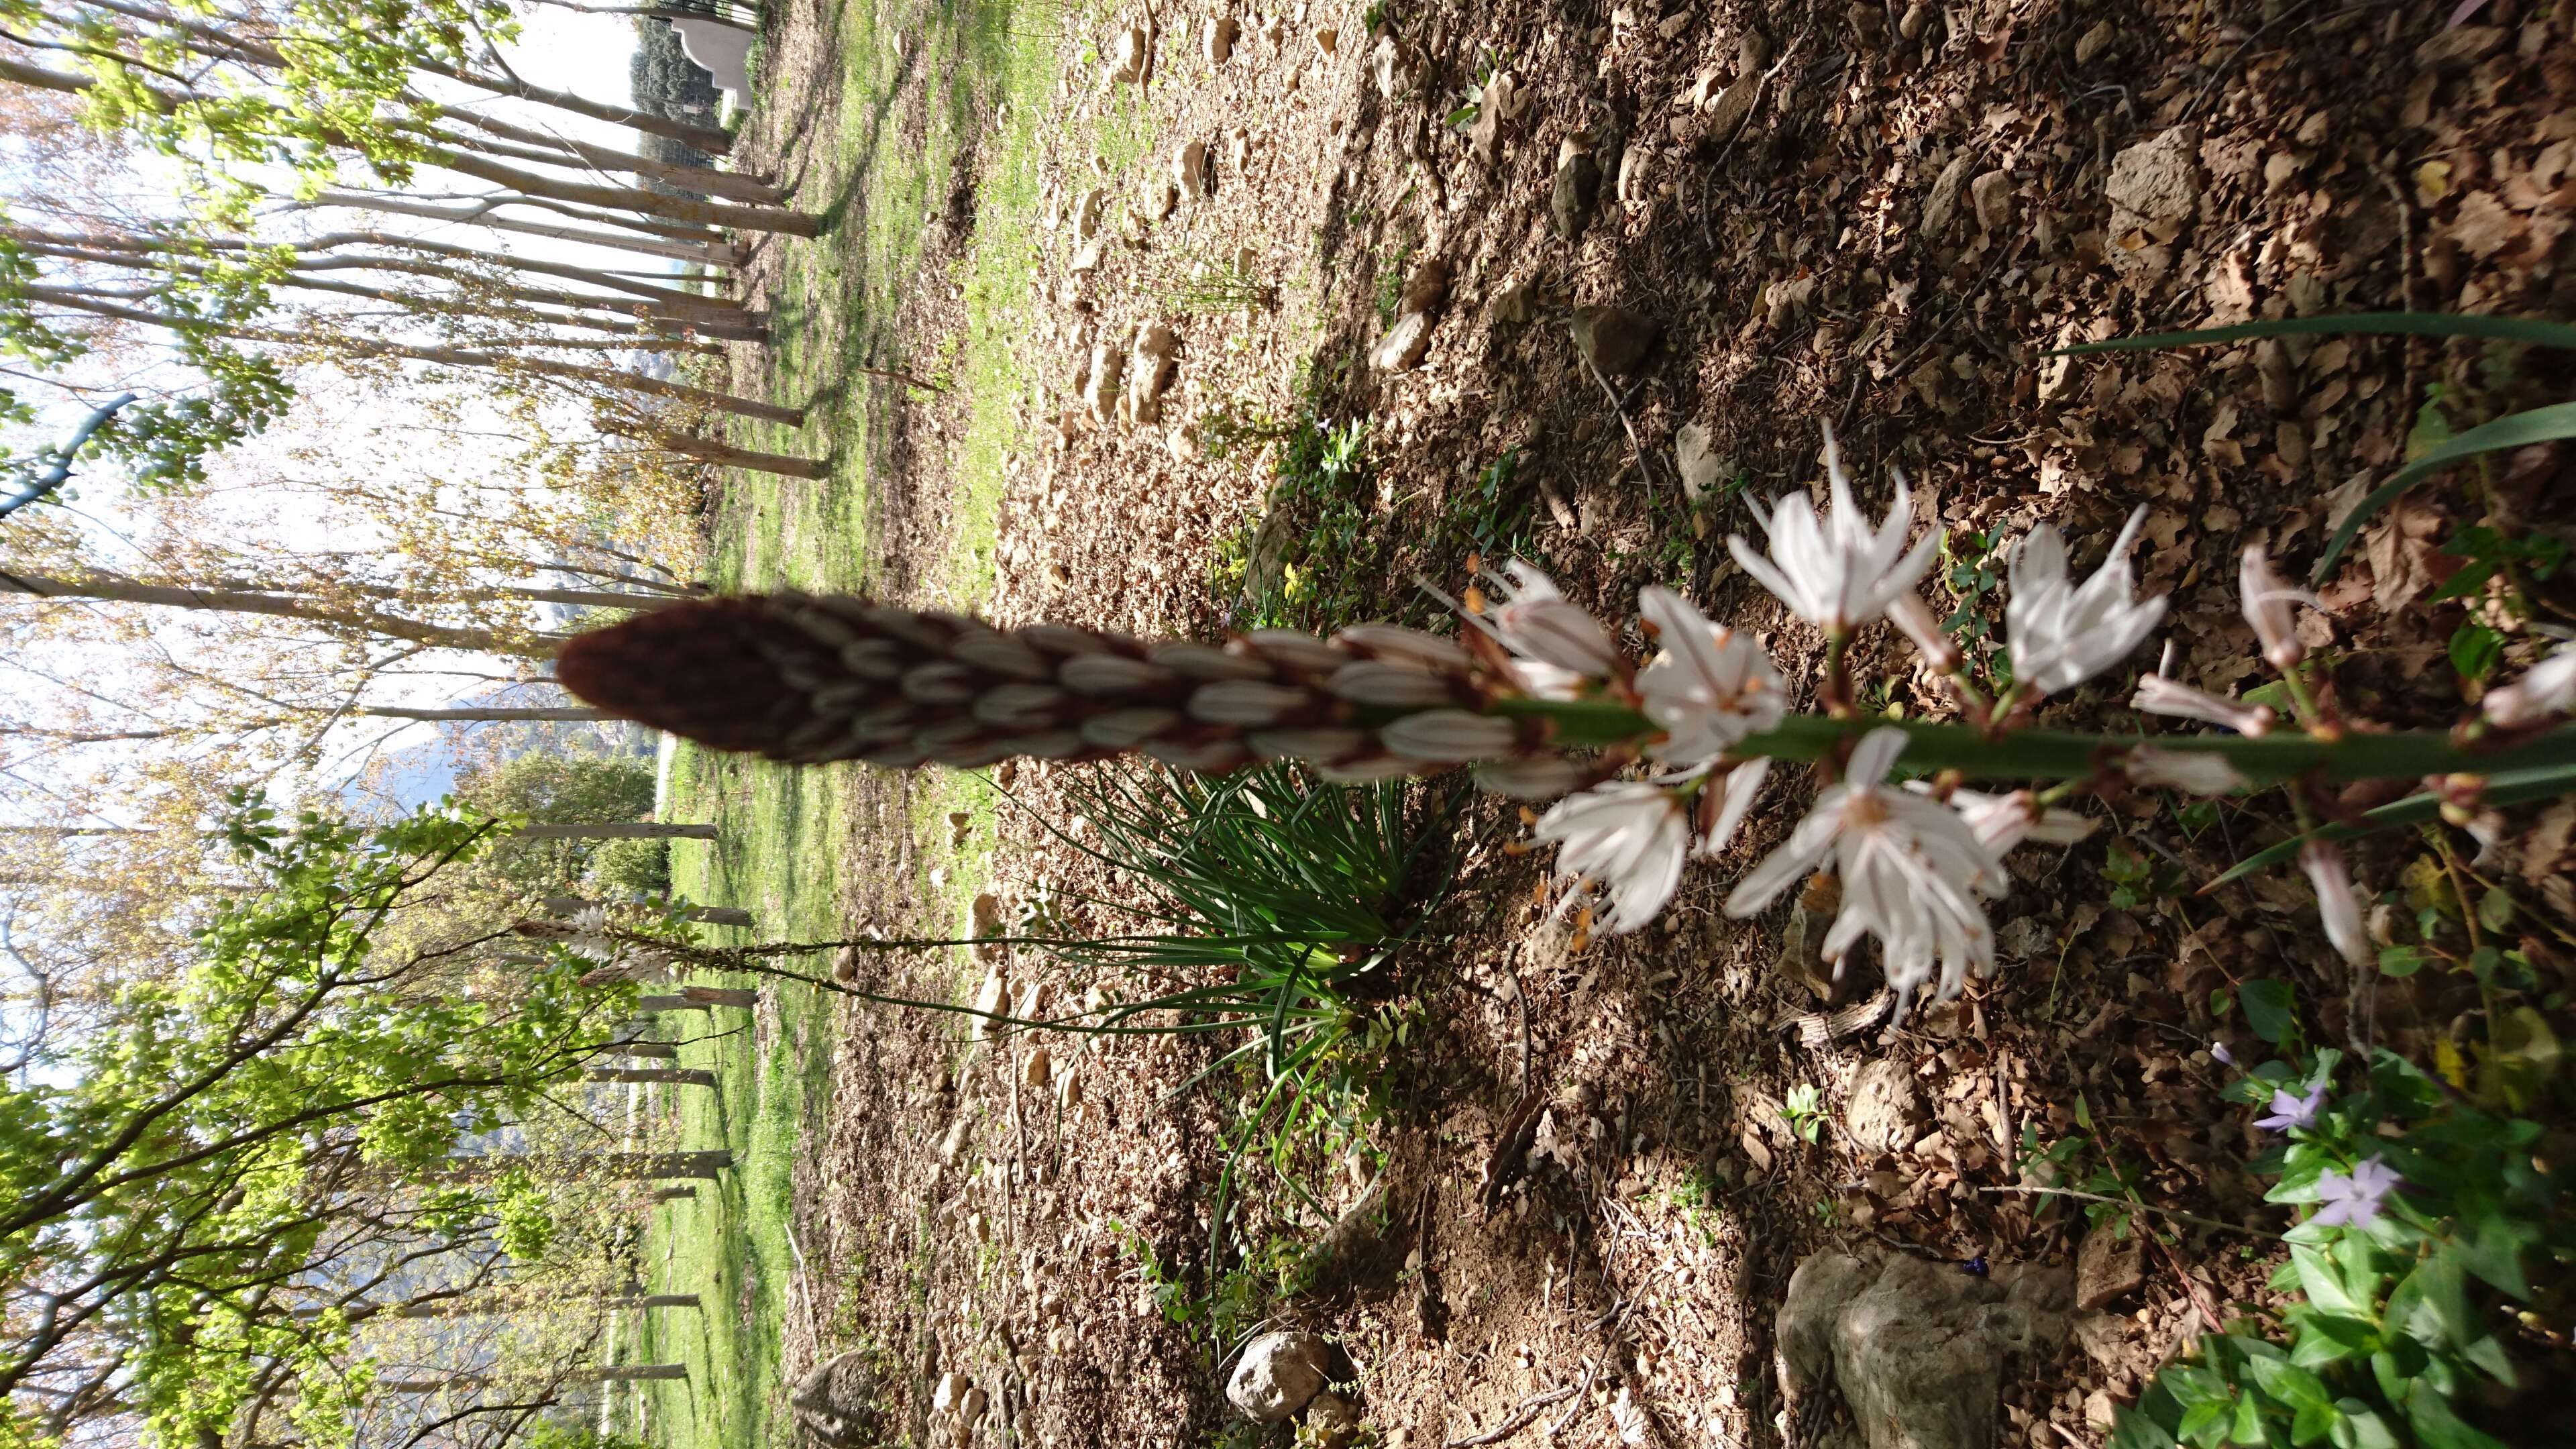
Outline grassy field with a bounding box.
[625,3,1136,1446]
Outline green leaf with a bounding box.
[2312,401,2576,584]
[2449,621,2505,686]
[2207,761,2576,888]
[2331,1403,2400,1449]
[2244,1354,2334,1413]
[2289,1313,2377,1368]
[2292,1247,2364,1316]
[2376,946,2428,979]
[2473,887,2515,934]
[2055,313,2576,356]
[2114,1404,2185,1449]
[2406,1381,2509,1449]
[2243,979,2297,1045]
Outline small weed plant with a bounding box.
[2115,981,2571,1449]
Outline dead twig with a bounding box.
[1444,1381,1584,1447]
[1978,1185,2285,1242]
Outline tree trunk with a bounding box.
[682,985,759,1006]
[436,1149,730,1181]
[0,571,547,658]
[585,1066,715,1086]
[380,1364,688,1392]
[441,113,786,206]
[308,190,742,267]
[633,995,710,1014]
[360,706,614,722]
[27,286,798,423]
[425,144,814,236]
[547,896,750,927]
[614,1043,680,1060]
[423,54,736,154]
[517,822,717,840]
[649,430,828,478]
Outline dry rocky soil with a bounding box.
[711,0,2576,1444]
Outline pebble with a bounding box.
[1226,1331,1330,1424]
[1203,15,1236,63]
[1549,149,1601,241]
[1369,311,1432,372]
[1569,305,1659,374]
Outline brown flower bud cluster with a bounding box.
[555,593,1547,778]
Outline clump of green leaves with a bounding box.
[1442,447,1536,562]
[1783,1083,1827,1144]
[2114,983,2572,1449]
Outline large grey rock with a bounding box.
[1226,1330,1330,1424]
[1777,1252,2069,1449]
[789,1350,882,1448]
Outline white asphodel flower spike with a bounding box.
[2298,839,2371,966]
[2240,543,2319,669]
[2006,506,2167,696]
[1725,727,2004,1013]
[2133,675,2277,736]
[1485,560,1619,679]
[2482,649,2576,729]
[1533,782,1691,935]
[2123,745,2252,796]
[1633,587,1789,767]
[1726,422,1940,636]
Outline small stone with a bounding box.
[1111,25,1146,81]
[1306,1391,1363,1446]
[1469,73,1519,163]
[1145,176,1179,219]
[1899,1,1933,38]
[1312,25,1338,56]
[1490,278,1538,326]
[1550,150,1601,241]
[1226,1331,1330,1424]
[1203,15,1236,63]
[1703,70,1762,143]
[930,1372,967,1416]
[2106,125,2202,232]
[1168,424,1203,462]
[1370,311,1432,372]
[1845,1057,1920,1155]
[1023,1045,1052,1090]
[1849,3,1886,45]
[1073,187,1106,239]
[1399,258,1451,315]
[832,945,862,983]
[2084,1389,2118,1429]
[1134,320,1179,359]
[1083,344,1124,423]
[1920,152,1974,238]
[1617,142,1651,204]
[969,969,1008,1040]
[938,1118,970,1163]
[2073,18,2112,62]
[1173,140,1209,198]
[1970,168,2012,233]
[970,891,1004,936]
[1369,34,1413,97]
[1657,9,1689,37]
[1570,305,1659,374]
[2075,1225,2146,1311]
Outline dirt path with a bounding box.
[720,0,2576,1444]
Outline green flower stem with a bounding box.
[1487,698,2576,788]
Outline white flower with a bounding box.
[2482,649,2576,728]
[2239,543,2318,669]
[2310,1157,2401,1229]
[1486,560,1619,678]
[1727,423,1939,635]
[1472,757,1591,800]
[1635,587,1788,766]
[2133,675,2275,736]
[2299,839,2370,966]
[2122,745,2251,796]
[2005,506,2167,695]
[1379,709,1519,761]
[1534,782,1691,935]
[1923,785,2097,871]
[1885,593,1960,672]
[1696,758,1772,859]
[1725,727,2003,1012]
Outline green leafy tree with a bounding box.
[451,752,657,900]
[0,794,628,1449]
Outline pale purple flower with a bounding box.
[2482,649,2576,729]
[2310,1157,2401,1229]
[1725,727,2004,1012]
[2299,839,2371,966]
[2006,506,2168,696]
[1635,587,1789,767]
[2254,1081,2326,1133]
[2122,745,2251,796]
[1727,423,1939,636]
[1534,782,1691,935]
[2211,1041,2236,1067]
[2132,675,2276,736]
